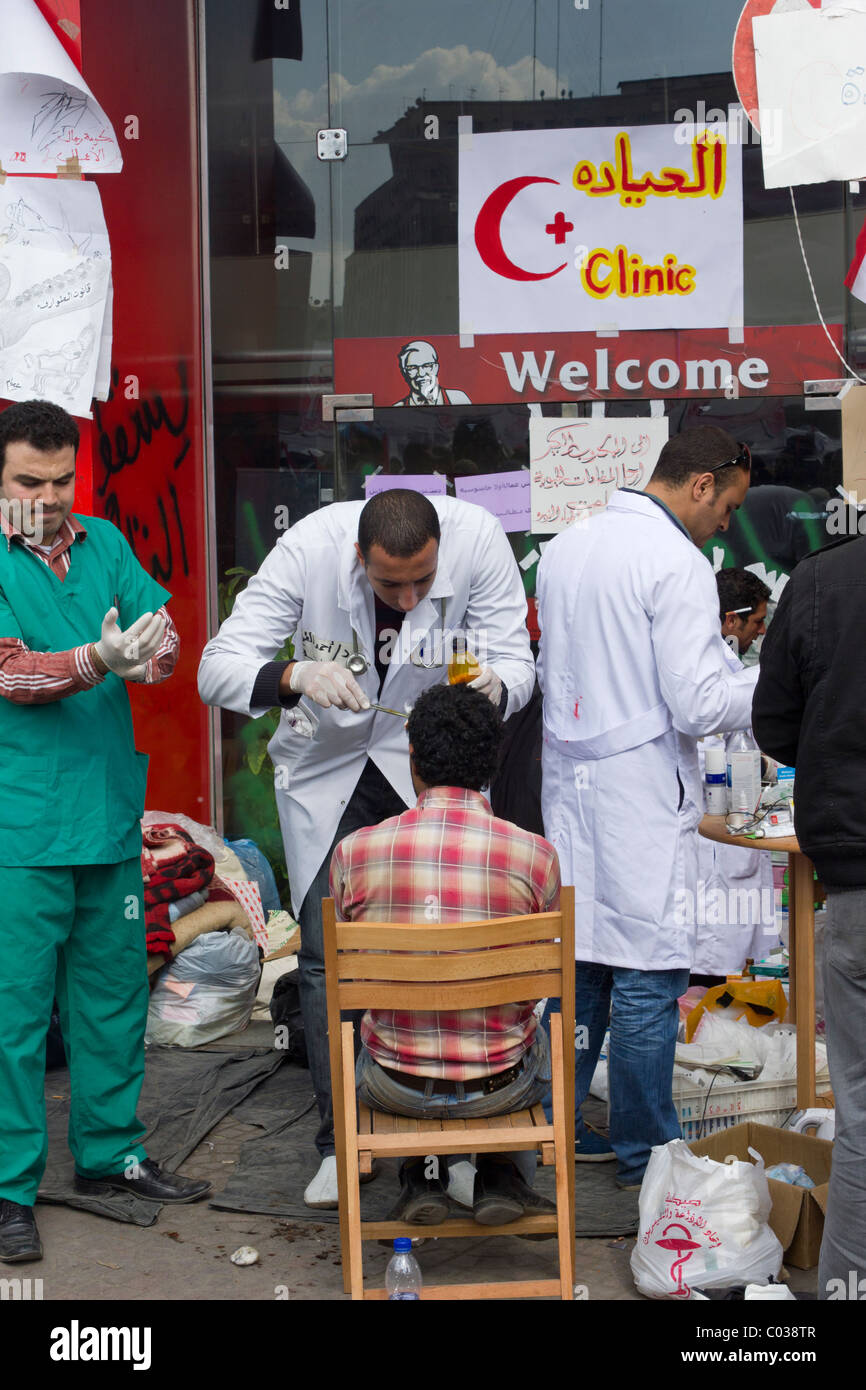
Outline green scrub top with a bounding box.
[0,515,170,866]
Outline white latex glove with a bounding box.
[289,659,370,711]
[94,607,166,679]
[468,665,502,707]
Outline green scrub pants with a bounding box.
[0,859,149,1205]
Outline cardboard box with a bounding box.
[688,1122,832,1269]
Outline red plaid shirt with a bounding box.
[329,786,561,1080]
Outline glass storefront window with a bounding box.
[203,0,852,884]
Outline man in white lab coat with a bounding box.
[198,489,534,1206]
[537,427,757,1188]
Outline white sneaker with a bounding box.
[303,1155,380,1209]
[304,1155,339,1209]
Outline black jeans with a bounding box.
[296,760,407,1157]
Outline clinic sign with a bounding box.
[458,124,743,334]
[333,325,845,406]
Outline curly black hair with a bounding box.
[407,683,503,791]
[0,400,79,474]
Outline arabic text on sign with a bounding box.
[572,131,727,209]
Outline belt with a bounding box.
[380,1057,525,1096]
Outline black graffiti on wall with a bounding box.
[93,362,192,583]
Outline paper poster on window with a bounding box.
[458,124,743,335]
[0,0,122,173]
[0,177,112,416]
[364,473,447,498]
[753,6,866,187]
[454,471,531,532]
[529,417,669,533]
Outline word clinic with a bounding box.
[581,245,695,300]
[500,347,770,396]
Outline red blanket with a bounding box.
[142,824,215,955]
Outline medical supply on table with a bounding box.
[704,744,728,814]
[726,728,761,815]
[448,636,481,686]
[386,1238,422,1300]
[776,765,795,808]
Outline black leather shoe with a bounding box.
[473,1158,554,1227]
[386,1160,449,1225]
[73,1157,212,1205]
[0,1200,43,1263]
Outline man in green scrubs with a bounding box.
[0,400,211,1265]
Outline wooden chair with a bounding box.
[323,885,576,1300]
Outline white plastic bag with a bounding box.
[146,929,261,1047]
[630,1139,783,1299]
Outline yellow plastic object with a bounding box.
[448,639,481,686]
[684,976,788,1042]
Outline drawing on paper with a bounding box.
[0,0,122,174]
[0,179,112,415]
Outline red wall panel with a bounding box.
[79,0,211,820]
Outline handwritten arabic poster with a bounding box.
[0,178,112,416]
[753,6,866,187]
[0,0,122,173]
[454,471,531,532]
[458,124,742,334]
[529,417,669,532]
[364,473,448,498]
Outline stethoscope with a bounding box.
[345,597,447,675]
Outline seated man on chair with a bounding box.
[329,683,561,1226]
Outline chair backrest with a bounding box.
[322,886,574,1014]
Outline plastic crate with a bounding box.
[674,1073,832,1143]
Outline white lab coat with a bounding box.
[537,490,758,971]
[198,497,534,914]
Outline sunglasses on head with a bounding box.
[706,443,751,475]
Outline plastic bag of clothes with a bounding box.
[146,929,261,1047]
[631,1139,783,1299]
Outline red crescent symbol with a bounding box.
[474,175,567,282]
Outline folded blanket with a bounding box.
[142,824,215,955]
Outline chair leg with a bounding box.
[333,1087,352,1295]
[340,1021,365,1299]
[550,1013,576,1299]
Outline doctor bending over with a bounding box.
[198,489,533,1208]
[537,426,757,1189]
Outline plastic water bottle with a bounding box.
[704,744,727,814]
[386,1237,422,1300]
[726,728,761,815]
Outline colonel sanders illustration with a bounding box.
[393,340,471,406]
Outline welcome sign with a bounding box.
[458,123,743,334]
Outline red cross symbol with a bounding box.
[545,211,574,244]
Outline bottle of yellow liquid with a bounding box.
[448,635,481,685]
